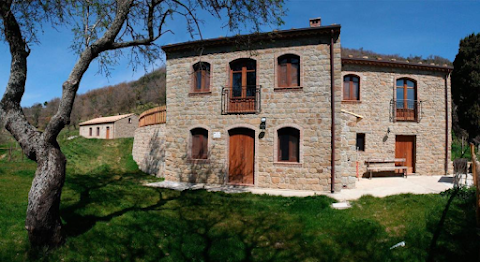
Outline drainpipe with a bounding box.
[330,30,336,193]
[445,70,451,175]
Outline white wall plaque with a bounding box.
[213,132,221,138]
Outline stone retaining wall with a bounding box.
[132,124,166,176]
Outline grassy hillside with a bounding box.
[0,131,479,261]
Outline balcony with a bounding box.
[390,99,422,122]
[222,85,261,114]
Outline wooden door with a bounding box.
[395,135,415,174]
[228,128,255,185]
[106,127,110,139]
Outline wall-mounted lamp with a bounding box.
[387,127,391,134]
[260,117,267,130]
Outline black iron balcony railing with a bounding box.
[390,99,422,122]
[222,85,261,114]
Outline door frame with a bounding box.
[225,124,258,186]
[395,135,416,174]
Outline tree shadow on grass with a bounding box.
[59,170,480,262]
[426,187,480,262]
[59,171,316,261]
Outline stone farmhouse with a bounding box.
[79,113,138,139]
[132,18,452,192]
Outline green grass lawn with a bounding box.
[0,132,479,261]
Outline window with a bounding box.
[191,128,208,159]
[356,133,365,151]
[396,78,417,121]
[277,54,300,87]
[96,127,100,136]
[343,75,360,100]
[277,127,300,162]
[230,58,256,97]
[128,118,131,124]
[89,128,92,136]
[224,59,259,113]
[192,62,210,92]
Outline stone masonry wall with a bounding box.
[164,35,344,191]
[113,115,139,138]
[341,64,452,177]
[132,124,166,176]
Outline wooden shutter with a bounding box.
[290,62,299,87]
[278,61,287,87]
[191,129,208,159]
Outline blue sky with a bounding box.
[1,0,480,107]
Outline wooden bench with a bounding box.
[365,158,408,179]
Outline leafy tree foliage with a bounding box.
[452,33,480,142]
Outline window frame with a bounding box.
[356,133,365,151]
[190,128,209,160]
[395,78,418,122]
[229,58,257,98]
[191,62,211,93]
[277,54,301,88]
[343,74,360,101]
[277,127,300,163]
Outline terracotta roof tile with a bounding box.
[79,113,135,126]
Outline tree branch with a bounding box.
[44,0,136,142]
[0,0,41,160]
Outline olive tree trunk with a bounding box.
[0,0,144,249]
[25,143,66,247]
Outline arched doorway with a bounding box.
[228,128,255,185]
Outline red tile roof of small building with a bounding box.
[79,113,136,126]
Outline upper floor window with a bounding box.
[191,128,208,159]
[277,127,300,162]
[230,58,256,97]
[192,62,211,93]
[396,78,417,121]
[277,54,300,88]
[343,75,360,100]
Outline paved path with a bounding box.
[146,174,472,201]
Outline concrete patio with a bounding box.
[146,174,473,201]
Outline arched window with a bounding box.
[343,74,360,100]
[396,78,417,121]
[192,62,211,92]
[277,54,300,87]
[277,127,300,162]
[229,58,256,97]
[89,127,92,136]
[191,128,208,159]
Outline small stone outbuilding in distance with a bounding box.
[79,113,138,139]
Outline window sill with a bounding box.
[342,100,362,104]
[187,159,210,164]
[274,162,302,167]
[189,91,211,96]
[274,86,303,92]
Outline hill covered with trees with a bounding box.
[23,67,166,130]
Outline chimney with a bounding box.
[309,17,321,27]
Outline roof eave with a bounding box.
[162,25,341,53]
[342,58,453,72]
